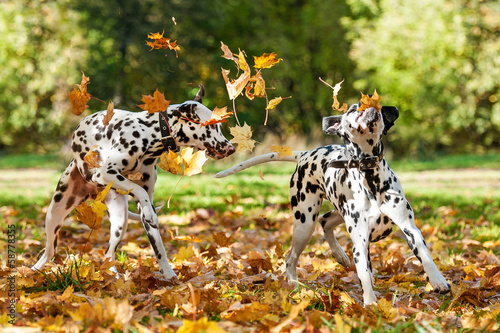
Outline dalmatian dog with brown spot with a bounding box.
[33,85,235,280]
[216,101,450,305]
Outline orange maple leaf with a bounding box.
[200,106,233,127]
[83,145,100,169]
[138,88,171,113]
[229,123,256,153]
[76,202,102,230]
[102,101,115,127]
[254,52,283,69]
[270,144,294,159]
[146,31,180,57]
[68,71,92,115]
[359,90,382,112]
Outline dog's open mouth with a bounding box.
[205,146,235,160]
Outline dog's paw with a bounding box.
[430,275,451,294]
[333,250,351,269]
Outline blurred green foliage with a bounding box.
[0,0,498,157]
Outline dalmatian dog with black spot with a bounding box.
[216,101,450,305]
[33,85,235,280]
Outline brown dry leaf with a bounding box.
[359,90,382,112]
[201,106,233,127]
[138,88,171,113]
[102,101,115,127]
[274,240,284,259]
[158,149,183,175]
[229,123,256,153]
[271,299,310,333]
[259,169,265,181]
[245,71,266,100]
[248,251,273,274]
[254,52,283,69]
[319,291,341,314]
[75,202,103,230]
[127,172,143,181]
[212,231,234,247]
[83,145,100,169]
[68,71,92,115]
[320,78,348,113]
[146,31,180,56]
[220,41,239,65]
[270,144,294,159]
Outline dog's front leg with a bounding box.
[380,195,450,294]
[96,166,177,280]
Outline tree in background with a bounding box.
[346,0,500,157]
[0,0,85,153]
[0,0,498,157]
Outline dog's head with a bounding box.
[170,85,235,159]
[322,103,399,151]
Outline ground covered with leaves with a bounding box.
[1,167,500,332]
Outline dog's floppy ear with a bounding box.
[381,106,399,135]
[193,84,205,104]
[322,115,343,135]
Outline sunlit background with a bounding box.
[1,0,498,158]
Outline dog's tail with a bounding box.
[215,151,305,178]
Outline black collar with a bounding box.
[328,144,384,170]
[159,111,178,152]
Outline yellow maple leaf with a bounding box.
[266,97,288,110]
[200,106,233,126]
[158,150,183,175]
[102,101,115,127]
[377,298,398,320]
[237,50,250,73]
[229,123,256,153]
[173,246,196,261]
[254,52,283,69]
[270,144,294,159]
[177,317,227,333]
[76,202,103,230]
[359,89,382,112]
[56,285,74,302]
[138,88,171,113]
[83,146,101,169]
[182,148,208,177]
[95,182,114,203]
[68,71,92,116]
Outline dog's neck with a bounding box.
[343,139,384,161]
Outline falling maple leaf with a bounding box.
[158,149,183,175]
[320,77,349,113]
[270,144,294,159]
[182,148,209,177]
[146,31,180,57]
[221,68,251,100]
[83,145,101,169]
[75,182,114,230]
[200,106,233,127]
[245,71,266,100]
[229,123,256,153]
[68,71,92,115]
[359,90,382,112]
[138,88,171,113]
[254,53,283,69]
[102,101,115,127]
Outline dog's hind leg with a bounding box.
[285,177,322,285]
[104,190,128,276]
[319,210,351,268]
[33,160,93,271]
